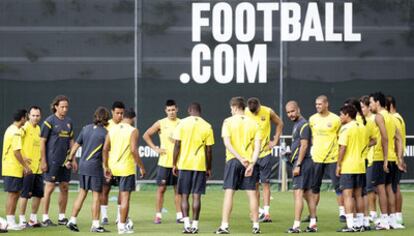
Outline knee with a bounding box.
[60,183,69,193]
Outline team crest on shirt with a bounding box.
[67,123,71,129]
[261,116,266,121]
[327,122,332,128]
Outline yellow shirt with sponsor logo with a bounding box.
[172,116,214,171]
[245,105,272,158]
[221,115,262,162]
[21,122,42,174]
[369,114,384,162]
[158,117,180,168]
[393,113,406,154]
[380,110,397,162]
[338,120,367,174]
[2,124,24,177]
[356,115,375,164]
[108,123,136,176]
[309,112,341,163]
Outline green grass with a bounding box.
[1,189,413,235]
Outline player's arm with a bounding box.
[293,139,309,177]
[205,145,213,178]
[394,128,406,172]
[102,134,111,178]
[131,128,145,178]
[66,142,80,172]
[223,137,248,167]
[375,114,389,172]
[172,140,181,176]
[143,121,164,154]
[269,109,284,148]
[245,138,261,177]
[336,145,346,177]
[40,137,48,172]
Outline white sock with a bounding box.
[58,213,66,220]
[92,220,100,228]
[220,222,229,229]
[370,211,377,220]
[192,220,198,229]
[264,206,270,215]
[293,220,300,228]
[364,216,370,227]
[6,215,16,225]
[183,217,191,229]
[118,223,125,230]
[380,214,389,226]
[309,218,317,226]
[69,216,77,224]
[253,222,259,229]
[396,212,403,222]
[117,205,121,222]
[101,205,108,219]
[346,214,354,229]
[19,215,26,224]
[43,214,49,221]
[389,213,396,225]
[30,214,37,222]
[339,206,345,216]
[155,212,162,218]
[259,208,264,215]
[356,213,364,227]
[176,212,183,220]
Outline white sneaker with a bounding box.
[8,223,22,231]
[118,226,134,234]
[390,223,405,229]
[18,221,27,229]
[375,222,390,230]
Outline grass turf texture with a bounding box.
[1,190,413,235]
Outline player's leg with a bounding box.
[18,173,35,227]
[246,190,260,233]
[66,188,88,232]
[6,192,21,230]
[154,166,167,224]
[58,181,69,225]
[354,186,365,229]
[117,175,135,234]
[42,181,57,226]
[174,185,183,223]
[385,163,402,228]
[189,170,207,233]
[395,185,403,224]
[29,174,43,227]
[18,197,28,227]
[328,163,345,221]
[258,155,272,222]
[100,183,111,224]
[118,191,131,231]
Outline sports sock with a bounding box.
[155,212,162,218]
[6,215,16,225]
[345,214,354,229]
[30,214,37,222]
[264,206,270,215]
[92,220,100,228]
[183,217,190,229]
[58,213,66,220]
[176,212,183,220]
[42,214,49,222]
[100,205,108,219]
[220,222,229,229]
[339,206,345,216]
[69,216,77,224]
[19,215,26,224]
[192,220,198,229]
[309,218,317,227]
[293,220,300,228]
[356,213,364,227]
[252,222,259,229]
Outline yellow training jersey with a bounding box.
[158,117,180,168]
[221,115,262,162]
[21,122,42,174]
[245,105,272,158]
[380,110,397,162]
[356,115,375,164]
[108,123,136,176]
[106,119,119,131]
[393,113,406,154]
[172,116,214,171]
[2,124,24,177]
[338,120,367,174]
[309,112,341,163]
[369,114,383,162]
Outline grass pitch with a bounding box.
[1,188,413,235]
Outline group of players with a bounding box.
[0,92,407,234]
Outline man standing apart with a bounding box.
[172,103,214,234]
[245,97,283,222]
[143,99,183,224]
[18,106,43,228]
[2,109,32,230]
[41,95,74,226]
[214,97,261,234]
[285,101,318,233]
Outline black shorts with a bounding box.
[385,162,399,193]
[115,175,136,192]
[371,161,386,187]
[21,174,44,198]
[292,158,313,190]
[156,166,177,186]
[365,165,375,193]
[103,176,119,187]
[3,176,23,192]
[256,154,273,183]
[177,170,206,195]
[311,162,340,194]
[223,158,259,191]
[80,175,103,192]
[44,165,71,183]
[340,174,366,191]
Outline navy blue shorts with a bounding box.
[371,161,386,186]
[44,165,71,183]
[177,170,206,195]
[20,174,44,198]
[4,176,23,192]
[80,175,103,192]
[103,176,119,186]
[223,158,258,191]
[256,154,273,183]
[340,174,366,191]
[365,165,375,193]
[311,162,340,194]
[292,158,313,190]
[156,166,177,186]
[115,175,136,192]
[385,161,399,193]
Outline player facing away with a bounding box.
[369,92,404,230]
[65,107,111,233]
[308,95,345,222]
[336,105,368,232]
[2,109,32,231]
[285,101,318,233]
[40,95,74,226]
[18,106,43,228]
[103,108,146,234]
[172,103,214,234]
[214,97,262,234]
[386,95,407,225]
[245,97,283,222]
[100,101,125,225]
[142,99,183,224]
